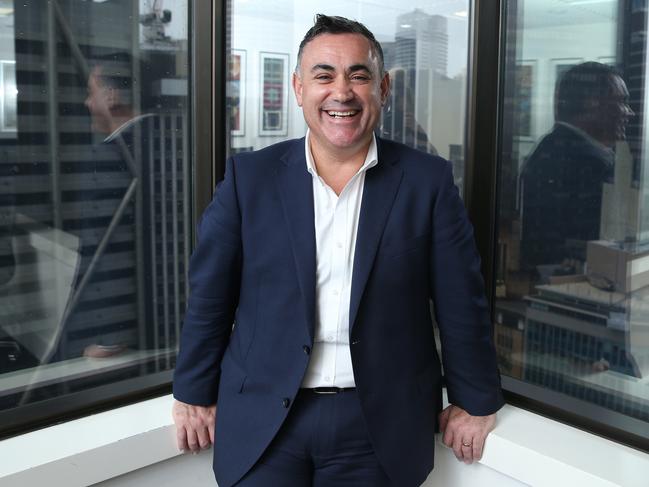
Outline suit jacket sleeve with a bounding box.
[173,156,242,406]
[430,162,504,416]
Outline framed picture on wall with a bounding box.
[513,60,535,139]
[550,57,584,88]
[0,60,17,134]
[228,50,246,137]
[259,52,289,136]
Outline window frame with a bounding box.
[468,0,649,453]
[0,0,223,440]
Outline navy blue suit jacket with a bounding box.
[173,137,503,487]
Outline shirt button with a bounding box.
[336,242,343,249]
[324,376,330,382]
[327,335,334,342]
[282,398,290,408]
[303,345,311,355]
[332,289,339,296]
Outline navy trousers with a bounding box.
[234,389,392,487]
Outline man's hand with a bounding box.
[439,405,496,464]
[172,399,216,453]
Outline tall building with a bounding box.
[395,10,448,76]
[380,10,463,178]
[522,280,649,422]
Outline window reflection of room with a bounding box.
[0,0,191,426]
[495,0,649,439]
[228,0,470,193]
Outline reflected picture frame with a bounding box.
[229,49,247,137]
[259,52,289,136]
[513,59,536,140]
[0,60,17,136]
[551,57,584,85]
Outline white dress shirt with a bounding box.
[301,130,378,388]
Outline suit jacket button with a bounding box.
[282,398,290,408]
[303,345,311,355]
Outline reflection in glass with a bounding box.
[496,0,649,437]
[260,53,289,135]
[1,61,16,131]
[228,0,469,193]
[0,0,190,424]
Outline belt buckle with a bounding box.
[312,387,340,394]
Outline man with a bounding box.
[173,15,503,487]
[520,62,633,271]
[81,57,157,358]
[85,61,155,145]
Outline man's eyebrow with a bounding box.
[311,64,335,72]
[309,63,373,74]
[348,64,372,74]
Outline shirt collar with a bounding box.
[304,129,379,178]
[555,121,614,155]
[103,113,155,144]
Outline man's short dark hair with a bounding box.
[89,52,134,90]
[555,61,622,122]
[296,14,384,75]
[89,52,159,109]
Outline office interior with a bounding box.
[0,1,648,486]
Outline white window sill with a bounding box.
[1,393,648,487]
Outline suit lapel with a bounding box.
[276,139,317,342]
[349,139,403,332]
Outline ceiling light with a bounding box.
[562,0,613,5]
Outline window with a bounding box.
[227,0,470,194]
[496,0,649,446]
[0,0,193,436]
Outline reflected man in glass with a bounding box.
[520,62,633,275]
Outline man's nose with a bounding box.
[331,76,354,102]
[625,103,635,118]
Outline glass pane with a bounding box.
[0,0,190,426]
[496,0,649,439]
[228,0,470,194]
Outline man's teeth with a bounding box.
[327,110,357,118]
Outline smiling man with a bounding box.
[172,14,503,487]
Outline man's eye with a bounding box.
[351,75,369,81]
[315,75,332,81]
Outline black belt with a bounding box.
[304,387,356,394]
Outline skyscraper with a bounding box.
[394,9,448,76]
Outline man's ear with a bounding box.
[106,86,118,109]
[292,71,303,107]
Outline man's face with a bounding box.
[293,33,390,158]
[85,67,114,134]
[604,75,633,142]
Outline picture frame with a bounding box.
[259,52,289,136]
[550,57,584,89]
[0,60,17,135]
[228,49,246,137]
[513,60,536,139]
